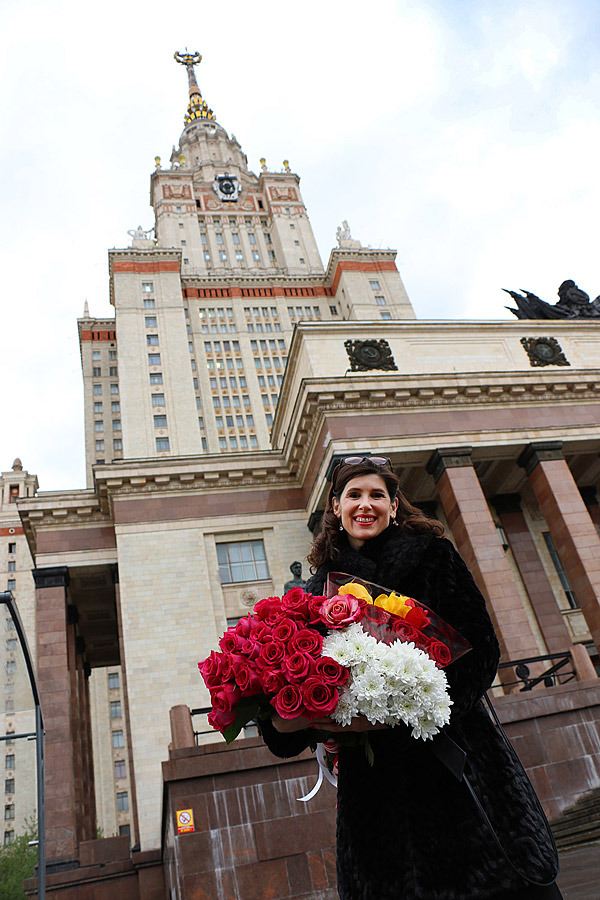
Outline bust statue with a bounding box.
[283,561,306,594]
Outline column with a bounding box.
[427,448,541,661]
[491,493,572,654]
[33,567,77,863]
[518,441,600,650]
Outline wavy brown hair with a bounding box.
[308,458,444,570]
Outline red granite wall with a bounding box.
[162,737,338,900]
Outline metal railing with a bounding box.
[190,707,258,744]
[0,592,45,899]
[497,651,575,692]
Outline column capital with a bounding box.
[517,441,563,476]
[32,566,70,589]
[491,493,522,515]
[426,447,473,484]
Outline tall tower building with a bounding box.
[79,51,414,486]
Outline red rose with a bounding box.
[198,650,228,689]
[426,639,452,668]
[271,617,299,643]
[207,707,236,732]
[302,677,339,718]
[319,594,367,629]
[289,628,324,658]
[210,682,241,713]
[390,619,422,643]
[234,615,254,637]
[234,662,263,696]
[307,594,328,624]
[260,668,287,695]
[271,683,306,719]
[282,651,314,682]
[315,656,349,686]
[404,605,431,629]
[253,597,284,624]
[219,629,245,654]
[282,587,310,620]
[257,641,286,669]
[240,637,262,660]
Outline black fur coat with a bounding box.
[259,526,560,900]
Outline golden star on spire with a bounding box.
[174,50,216,125]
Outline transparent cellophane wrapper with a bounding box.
[325,572,472,667]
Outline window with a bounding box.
[5,779,14,794]
[216,233,224,244]
[543,532,578,608]
[111,383,119,394]
[246,415,254,427]
[110,700,122,718]
[151,394,165,407]
[108,672,119,690]
[112,420,121,431]
[146,334,159,346]
[95,421,104,433]
[94,402,103,413]
[235,250,243,261]
[329,305,338,315]
[5,756,14,770]
[92,350,101,361]
[145,316,157,327]
[109,350,117,360]
[179,222,184,229]
[265,413,273,426]
[4,805,14,821]
[250,435,258,448]
[117,791,129,811]
[380,311,392,320]
[201,438,207,450]
[111,401,120,413]
[252,250,260,261]
[142,282,154,293]
[92,367,101,376]
[8,543,16,554]
[217,540,269,584]
[119,824,131,837]
[149,372,163,385]
[143,298,156,309]
[219,250,227,261]
[110,366,118,376]
[154,415,167,428]
[156,437,170,451]
[204,251,211,261]
[219,437,227,450]
[229,437,238,449]
[201,233,207,244]
[375,295,386,306]
[95,440,104,452]
[369,280,381,290]
[148,353,161,365]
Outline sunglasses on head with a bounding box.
[341,456,392,467]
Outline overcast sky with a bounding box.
[2,0,599,491]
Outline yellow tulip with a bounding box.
[338,582,372,602]
[373,591,413,618]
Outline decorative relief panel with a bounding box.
[344,339,398,372]
[520,337,570,367]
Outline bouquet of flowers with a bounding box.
[198,574,471,762]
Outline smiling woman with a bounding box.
[258,456,562,900]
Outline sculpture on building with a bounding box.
[504,280,600,319]
[283,561,306,593]
[336,220,352,245]
[127,225,154,249]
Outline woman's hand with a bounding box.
[309,715,389,732]
[271,714,312,733]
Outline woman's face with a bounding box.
[332,473,398,550]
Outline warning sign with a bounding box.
[176,809,195,834]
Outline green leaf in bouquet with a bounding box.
[222,696,262,744]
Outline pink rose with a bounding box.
[281,587,310,619]
[271,683,306,719]
[289,628,324,658]
[198,651,228,689]
[282,651,314,682]
[271,617,299,643]
[260,668,287,695]
[301,677,339,718]
[210,682,241,713]
[315,656,349,686]
[207,707,236,732]
[257,641,286,669]
[319,594,367,629]
[426,639,452,669]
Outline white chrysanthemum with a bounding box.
[324,622,453,741]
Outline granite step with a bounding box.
[551,788,600,851]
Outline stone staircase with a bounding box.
[551,789,600,851]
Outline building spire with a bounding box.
[174,51,216,125]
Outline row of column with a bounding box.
[427,441,600,675]
[33,567,96,864]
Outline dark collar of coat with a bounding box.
[330,524,436,585]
